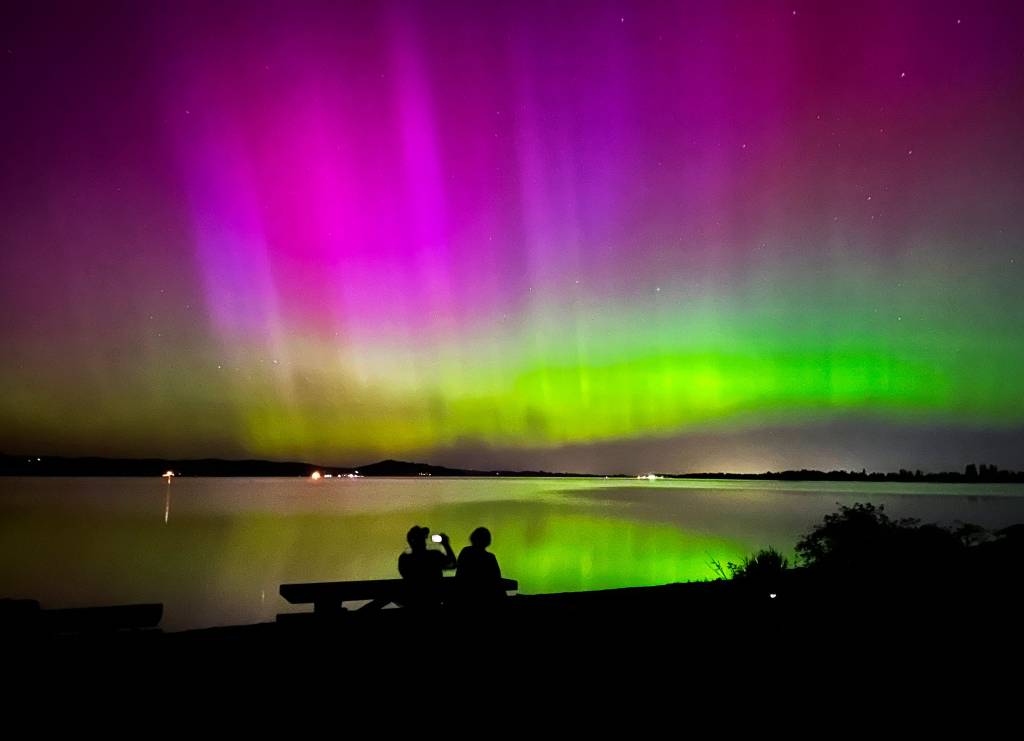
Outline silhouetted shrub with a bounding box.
[795,502,965,581]
[954,522,990,548]
[728,547,789,589]
[974,523,1024,575]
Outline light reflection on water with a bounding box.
[1,477,1023,631]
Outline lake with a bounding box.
[2,476,1023,631]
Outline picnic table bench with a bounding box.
[42,603,163,634]
[278,577,518,617]
[0,599,163,636]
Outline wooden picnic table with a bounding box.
[279,577,518,616]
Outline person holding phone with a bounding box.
[398,525,456,608]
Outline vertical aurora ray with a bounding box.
[1,1,1022,468]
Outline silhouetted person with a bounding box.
[456,527,505,604]
[398,525,456,608]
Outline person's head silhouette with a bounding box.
[470,526,491,549]
[407,525,429,552]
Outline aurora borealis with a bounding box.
[1,1,1022,473]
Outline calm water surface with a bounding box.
[2,476,1023,631]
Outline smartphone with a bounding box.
[431,534,443,543]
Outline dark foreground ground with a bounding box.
[6,572,1022,684]
[4,580,1023,730]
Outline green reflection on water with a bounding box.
[5,475,1024,631]
[0,494,747,631]
[431,508,746,594]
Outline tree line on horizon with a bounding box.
[673,463,1024,483]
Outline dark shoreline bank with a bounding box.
[9,574,1023,667]
[4,454,1023,482]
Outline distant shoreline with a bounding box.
[3,454,1023,483]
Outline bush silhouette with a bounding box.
[728,547,789,589]
[795,502,964,582]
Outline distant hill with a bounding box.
[352,458,600,478]
[0,454,599,478]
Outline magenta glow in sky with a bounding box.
[1,1,1022,473]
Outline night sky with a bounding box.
[2,1,1022,473]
